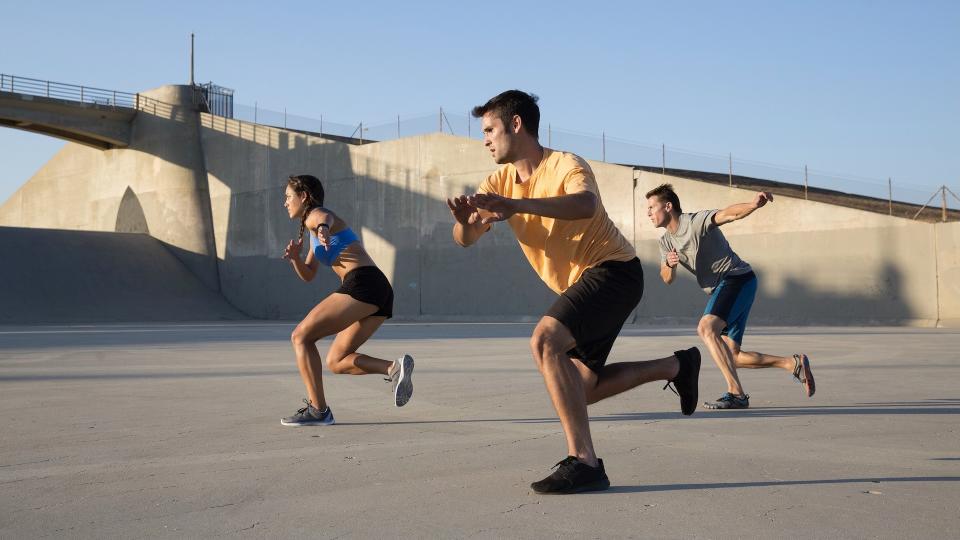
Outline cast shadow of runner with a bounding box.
[603,475,960,494]
[334,398,960,426]
[596,398,960,421]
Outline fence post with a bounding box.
[888,178,893,216]
[804,165,809,200]
[728,153,733,187]
[360,122,364,144]
[80,86,84,103]
[320,114,323,135]
[943,186,948,223]
[439,107,443,133]
[47,81,51,98]
[602,131,606,162]
[284,108,287,128]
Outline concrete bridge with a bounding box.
[0,74,958,326]
[0,74,165,149]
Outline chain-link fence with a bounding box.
[230,100,958,212]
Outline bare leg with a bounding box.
[722,336,793,371]
[530,317,598,467]
[725,337,816,397]
[571,355,680,405]
[326,316,392,375]
[698,314,744,395]
[290,293,378,409]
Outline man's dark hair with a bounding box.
[645,183,682,214]
[471,90,540,139]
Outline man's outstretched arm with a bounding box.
[468,191,597,223]
[713,191,773,226]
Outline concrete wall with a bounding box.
[1,105,955,326]
[634,172,940,326]
[0,85,220,292]
[0,227,242,324]
[935,222,960,327]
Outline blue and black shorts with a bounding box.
[704,271,757,345]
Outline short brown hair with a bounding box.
[645,183,682,214]
[472,90,540,139]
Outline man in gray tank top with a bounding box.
[646,183,816,409]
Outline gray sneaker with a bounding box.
[386,354,414,407]
[704,392,750,410]
[280,399,335,426]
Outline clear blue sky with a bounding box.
[1,0,957,204]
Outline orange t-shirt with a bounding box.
[478,148,636,294]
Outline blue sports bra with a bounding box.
[310,227,359,266]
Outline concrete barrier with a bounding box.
[1,103,955,325]
[0,227,243,323]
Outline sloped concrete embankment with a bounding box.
[0,227,244,324]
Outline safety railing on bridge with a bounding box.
[0,73,223,122]
[0,73,140,108]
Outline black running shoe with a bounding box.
[530,456,610,494]
[663,347,701,416]
[703,392,750,410]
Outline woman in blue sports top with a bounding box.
[280,174,414,426]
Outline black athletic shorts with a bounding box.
[545,257,644,374]
[335,266,394,319]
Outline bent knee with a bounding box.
[290,327,310,345]
[529,330,569,366]
[697,318,722,339]
[325,355,351,374]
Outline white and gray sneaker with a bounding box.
[280,399,335,426]
[386,354,414,407]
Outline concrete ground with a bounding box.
[1,322,958,539]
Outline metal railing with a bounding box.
[0,73,138,108]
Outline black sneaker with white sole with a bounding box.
[530,456,610,494]
[280,399,335,426]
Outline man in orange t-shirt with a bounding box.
[448,90,702,494]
